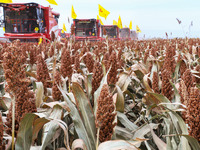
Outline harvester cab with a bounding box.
[0,2,60,42]
[130,30,138,40]
[72,19,101,41]
[101,25,120,40]
[119,27,131,40]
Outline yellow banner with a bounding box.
[46,0,58,5]
[71,5,77,19]
[63,23,67,31]
[129,21,132,29]
[38,37,43,45]
[98,4,110,20]
[117,15,122,29]
[136,25,141,33]
[0,0,12,3]
[113,20,117,25]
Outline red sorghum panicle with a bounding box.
[186,87,200,142]
[95,84,117,142]
[60,48,73,79]
[74,52,80,72]
[36,54,52,93]
[3,47,36,136]
[182,69,195,93]
[161,69,173,101]
[162,46,174,74]
[107,51,118,85]
[143,49,149,64]
[52,70,62,101]
[102,52,110,71]
[51,31,55,42]
[195,65,200,84]
[49,45,55,58]
[152,72,160,94]
[29,46,37,65]
[179,80,189,120]
[83,52,95,73]
[118,48,123,69]
[92,61,103,95]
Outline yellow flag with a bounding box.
[0,0,12,3]
[71,5,77,19]
[38,37,43,45]
[136,25,141,33]
[3,27,5,32]
[98,4,110,20]
[129,21,132,29]
[124,25,127,28]
[117,15,122,29]
[113,20,117,25]
[63,23,67,31]
[46,0,58,5]
[97,15,103,25]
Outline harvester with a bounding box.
[119,27,131,40]
[130,30,138,40]
[101,25,120,40]
[0,2,60,42]
[72,19,101,41]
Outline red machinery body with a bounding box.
[0,2,60,42]
[101,25,120,41]
[73,19,101,41]
[119,27,131,40]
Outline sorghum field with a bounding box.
[0,38,200,150]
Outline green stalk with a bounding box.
[96,127,100,150]
[12,96,15,150]
[68,79,71,93]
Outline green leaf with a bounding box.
[15,113,38,150]
[97,140,144,150]
[72,139,88,150]
[117,111,138,131]
[143,74,153,92]
[35,82,44,108]
[165,107,188,134]
[149,125,167,150]
[174,60,181,82]
[116,86,125,112]
[180,135,200,150]
[32,118,49,143]
[170,81,181,104]
[60,88,93,150]
[40,105,63,150]
[115,126,134,140]
[72,82,96,148]
[117,72,132,92]
[0,97,8,111]
[148,92,171,103]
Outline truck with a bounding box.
[119,27,131,40]
[101,25,120,40]
[0,2,60,42]
[72,19,101,41]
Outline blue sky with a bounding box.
[0,0,200,38]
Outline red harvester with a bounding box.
[72,19,101,41]
[119,27,131,40]
[101,25,120,41]
[0,2,60,42]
